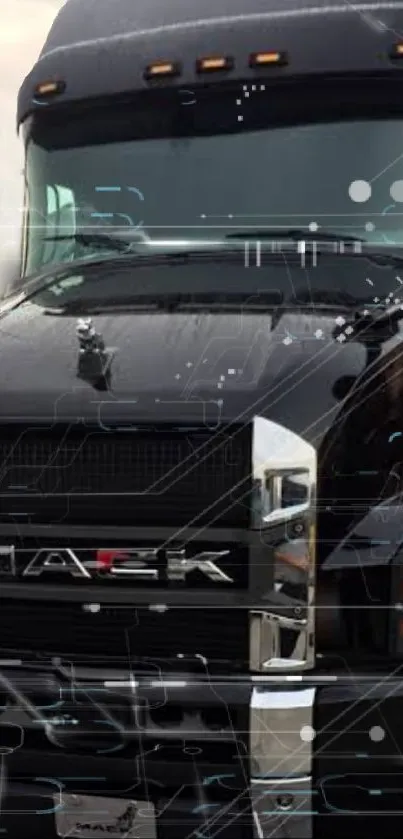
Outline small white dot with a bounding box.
[369,725,385,742]
[86,603,101,613]
[236,99,241,105]
[365,221,375,232]
[309,221,318,232]
[300,725,316,742]
[283,336,293,345]
[335,316,346,326]
[238,116,244,122]
[314,329,323,339]
[349,180,372,203]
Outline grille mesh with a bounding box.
[0,426,251,526]
[0,600,249,667]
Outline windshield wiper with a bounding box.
[13,237,403,310]
[43,232,140,254]
[226,228,365,244]
[42,290,285,315]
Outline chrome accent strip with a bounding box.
[251,777,313,839]
[252,417,315,528]
[251,416,317,671]
[250,686,316,838]
[250,687,315,777]
[250,610,314,671]
[0,546,15,576]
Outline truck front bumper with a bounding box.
[1,665,400,838]
[0,663,315,837]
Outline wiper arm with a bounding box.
[225,228,365,244]
[43,232,142,254]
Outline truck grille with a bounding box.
[0,600,249,669]
[0,425,251,527]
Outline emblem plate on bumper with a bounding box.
[54,793,156,838]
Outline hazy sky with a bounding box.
[0,0,64,287]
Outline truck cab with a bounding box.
[1,1,403,836]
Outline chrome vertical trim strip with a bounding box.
[250,686,316,838]
[252,777,313,839]
[251,417,317,671]
[249,610,313,671]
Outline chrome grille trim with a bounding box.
[250,686,316,838]
[250,416,317,672]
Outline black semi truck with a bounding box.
[2,0,403,836]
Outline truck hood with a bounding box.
[0,295,373,446]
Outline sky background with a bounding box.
[0,0,64,290]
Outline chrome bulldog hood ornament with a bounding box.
[76,317,104,352]
[76,317,115,390]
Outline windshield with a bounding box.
[22,77,403,284]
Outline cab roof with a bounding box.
[17,0,403,127]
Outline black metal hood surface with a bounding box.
[0,282,384,448]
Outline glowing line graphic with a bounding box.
[179,88,197,106]
[381,203,397,244]
[94,186,145,230]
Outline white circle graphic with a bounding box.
[390,180,403,202]
[369,725,385,742]
[349,180,371,203]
